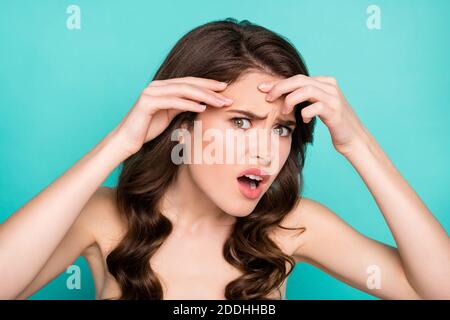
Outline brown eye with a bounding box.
[272,126,292,137]
[232,117,251,129]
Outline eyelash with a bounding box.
[230,117,293,136]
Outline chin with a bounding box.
[214,195,262,217]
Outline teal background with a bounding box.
[1,0,449,300]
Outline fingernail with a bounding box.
[218,82,228,87]
[223,97,233,105]
[258,82,271,90]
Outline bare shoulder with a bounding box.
[284,196,367,264]
[13,186,126,299]
[291,197,337,224]
[290,196,355,243]
[279,196,333,230]
[272,196,338,259]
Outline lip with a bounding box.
[236,168,272,200]
[237,168,271,185]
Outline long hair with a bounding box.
[106,18,316,299]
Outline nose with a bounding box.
[247,127,277,167]
[256,154,272,166]
[249,147,273,166]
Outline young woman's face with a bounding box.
[184,71,296,217]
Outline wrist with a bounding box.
[336,127,373,159]
[90,129,132,168]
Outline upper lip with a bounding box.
[237,168,271,185]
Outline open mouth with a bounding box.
[237,174,262,190]
[236,168,271,200]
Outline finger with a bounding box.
[139,95,208,114]
[310,76,338,86]
[259,74,336,101]
[148,76,229,92]
[300,102,331,123]
[143,83,233,107]
[283,85,336,114]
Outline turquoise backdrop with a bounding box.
[1,0,449,299]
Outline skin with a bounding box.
[0,71,449,300]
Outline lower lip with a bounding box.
[237,179,264,200]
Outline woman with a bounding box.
[0,18,448,300]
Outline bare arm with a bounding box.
[293,198,423,299]
[337,131,449,298]
[0,131,126,299]
[293,132,449,299]
[260,74,450,299]
[14,186,117,300]
[0,76,232,299]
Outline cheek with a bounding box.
[266,138,292,175]
[187,163,252,215]
[188,163,233,195]
[279,139,292,163]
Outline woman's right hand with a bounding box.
[110,77,233,158]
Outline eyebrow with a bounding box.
[225,109,297,127]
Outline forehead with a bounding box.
[216,71,294,121]
[224,71,284,96]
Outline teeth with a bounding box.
[250,181,257,189]
[244,174,262,181]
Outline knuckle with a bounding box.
[269,87,280,97]
[165,96,178,105]
[315,102,324,111]
[138,94,148,103]
[329,86,339,94]
[302,85,313,95]
[301,107,309,116]
[177,82,191,91]
[142,87,155,95]
[284,94,295,107]
[329,96,340,106]
[327,76,337,85]
[148,80,162,87]
[136,95,150,109]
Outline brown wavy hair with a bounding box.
[106,18,316,300]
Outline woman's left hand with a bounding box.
[258,75,369,155]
